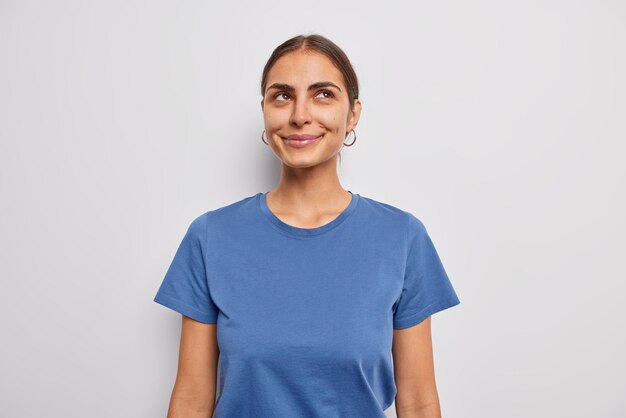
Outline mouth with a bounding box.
[281,134,323,148]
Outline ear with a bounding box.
[260,98,264,111]
[346,99,362,133]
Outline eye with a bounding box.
[316,89,334,99]
[273,92,290,101]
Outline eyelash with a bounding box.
[274,90,334,101]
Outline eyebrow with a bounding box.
[266,81,342,95]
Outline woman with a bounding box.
[154,34,461,418]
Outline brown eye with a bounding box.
[274,92,290,101]
[316,90,334,99]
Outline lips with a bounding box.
[282,134,323,148]
[285,134,322,141]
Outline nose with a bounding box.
[289,98,312,127]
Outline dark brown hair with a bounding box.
[260,34,359,111]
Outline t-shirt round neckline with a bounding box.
[258,191,360,238]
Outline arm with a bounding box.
[392,316,442,418]
[167,315,220,418]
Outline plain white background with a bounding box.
[1,0,624,417]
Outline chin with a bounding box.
[282,159,320,169]
[284,151,340,169]
[278,152,320,168]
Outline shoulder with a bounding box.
[357,193,427,234]
[187,192,260,235]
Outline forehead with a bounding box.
[266,50,345,89]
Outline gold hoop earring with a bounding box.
[343,129,357,147]
[261,130,269,145]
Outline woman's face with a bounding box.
[261,50,361,169]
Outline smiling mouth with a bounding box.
[281,134,323,148]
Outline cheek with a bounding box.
[263,115,280,131]
[264,109,289,127]
[316,110,345,131]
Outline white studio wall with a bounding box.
[0,1,624,417]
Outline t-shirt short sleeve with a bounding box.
[153,214,218,324]
[392,214,461,329]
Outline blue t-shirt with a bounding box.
[154,191,460,418]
